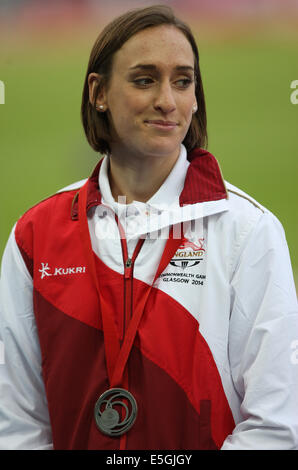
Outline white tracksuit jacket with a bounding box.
[0,145,297,450]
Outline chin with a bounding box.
[142,139,181,158]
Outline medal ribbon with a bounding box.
[78,179,185,389]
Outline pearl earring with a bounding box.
[96,104,105,111]
[192,105,197,113]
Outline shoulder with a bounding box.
[218,182,287,271]
[223,180,282,227]
[14,179,87,254]
[18,179,87,222]
[56,179,87,194]
[225,181,267,214]
[224,180,284,233]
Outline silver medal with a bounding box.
[94,388,137,436]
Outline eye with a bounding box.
[175,78,193,89]
[133,77,154,87]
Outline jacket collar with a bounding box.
[180,148,228,205]
[71,147,228,220]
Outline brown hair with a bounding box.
[81,4,207,155]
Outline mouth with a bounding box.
[144,120,178,130]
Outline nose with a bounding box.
[153,81,176,114]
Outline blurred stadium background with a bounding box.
[0,0,297,283]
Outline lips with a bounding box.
[144,119,178,129]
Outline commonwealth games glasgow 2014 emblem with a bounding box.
[94,388,137,436]
[170,238,205,270]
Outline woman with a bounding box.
[0,5,297,450]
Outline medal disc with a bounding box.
[94,388,137,436]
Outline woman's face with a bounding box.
[95,25,197,162]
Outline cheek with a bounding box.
[125,94,149,116]
[111,95,147,127]
[181,105,194,127]
[177,93,195,119]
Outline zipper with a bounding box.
[121,240,145,340]
[123,257,133,340]
[119,256,134,451]
[116,214,145,450]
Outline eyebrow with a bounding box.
[129,64,194,73]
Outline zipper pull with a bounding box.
[124,258,132,279]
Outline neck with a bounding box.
[108,148,180,204]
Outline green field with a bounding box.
[0,32,297,279]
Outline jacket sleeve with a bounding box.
[0,226,53,450]
[221,211,298,450]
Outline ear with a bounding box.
[88,73,108,110]
[192,99,198,114]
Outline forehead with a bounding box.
[112,25,195,71]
